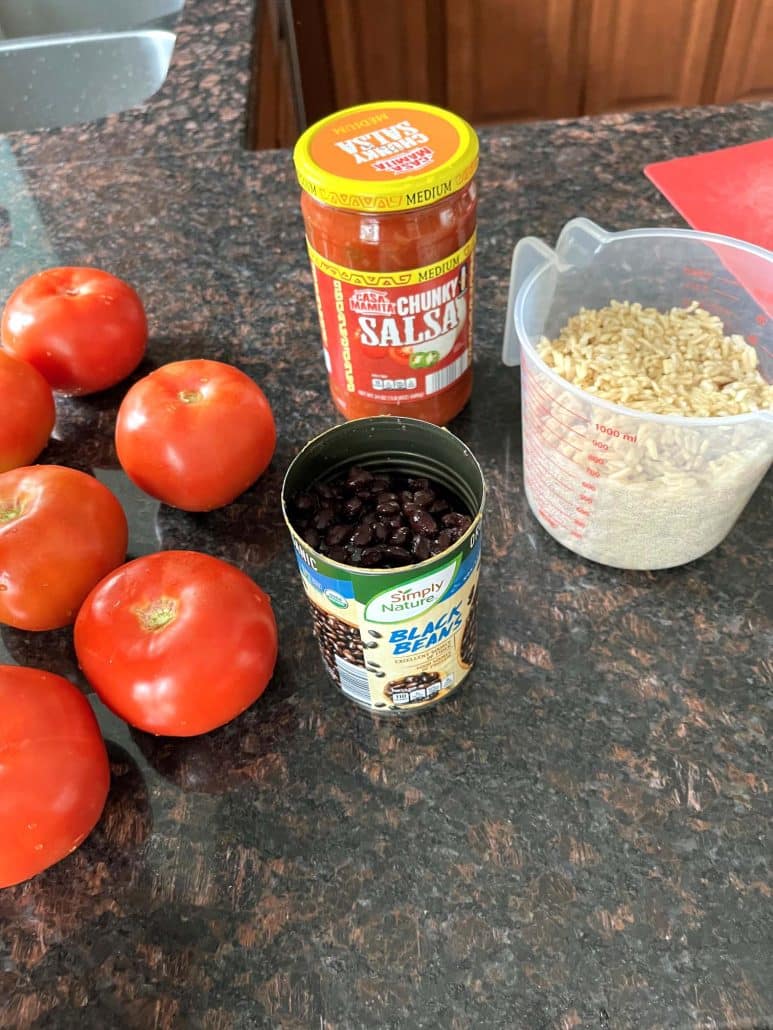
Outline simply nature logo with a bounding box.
[363,557,458,624]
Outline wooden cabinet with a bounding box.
[445,0,589,121]
[584,0,723,113]
[249,0,300,149]
[714,0,773,103]
[323,0,445,112]
[247,0,773,149]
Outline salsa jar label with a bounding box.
[290,529,480,714]
[307,232,476,404]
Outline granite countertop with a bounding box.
[1,2,772,1027]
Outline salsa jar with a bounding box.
[293,101,479,426]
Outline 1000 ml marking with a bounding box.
[595,424,638,443]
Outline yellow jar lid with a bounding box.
[293,101,479,213]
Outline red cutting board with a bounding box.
[644,137,773,250]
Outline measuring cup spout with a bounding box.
[555,218,613,267]
[502,236,554,366]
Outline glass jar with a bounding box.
[293,101,479,425]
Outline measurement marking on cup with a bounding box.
[524,370,591,425]
[524,400,587,450]
[525,441,582,497]
[525,400,588,442]
[595,424,638,444]
[524,397,586,443]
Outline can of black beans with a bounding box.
[282,417,485,715]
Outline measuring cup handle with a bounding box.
[502,236,555,367]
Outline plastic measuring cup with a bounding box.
[502,218,773,570]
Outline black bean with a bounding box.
[302,527,320,549]
[409,510,438,535]
[346,467,372,488]
[294,492,315,512]
[384,546,410,564]
[326,523,350,547]
[343,496,363,518]
[411,535,431,561]
[360,548,383,567]
[442,512,471,530]
[313,507,335,530]
[390,526,410,547]
[373,522,389,542]
[351,523,372,547]
[290,465,472,570]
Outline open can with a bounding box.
[281,417,486,715]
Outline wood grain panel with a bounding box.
[324,0,445,109]
[713,0,773,102]
[444,0,588,122]
[584,0,722,114]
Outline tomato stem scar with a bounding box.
[178,390,203,404]
[135,598,178,631]
[0,502,24,523]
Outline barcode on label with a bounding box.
[425,350,470,395]
[335,655,371,706]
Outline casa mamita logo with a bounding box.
[364,557,459,624]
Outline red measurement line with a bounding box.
[524,441,585,491]
[523,401,589,448]
[524,371,590,426]
[524,395,588,441]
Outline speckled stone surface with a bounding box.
[1,3,772,1026]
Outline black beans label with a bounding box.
[291,530,481,712]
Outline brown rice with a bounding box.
[537,300,773,417]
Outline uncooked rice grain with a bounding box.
[537,300,773,417]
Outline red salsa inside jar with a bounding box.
[293,101,479,425]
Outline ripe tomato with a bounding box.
[115,359,276,511]
[1,267,147,395]
[74,550,278,736]
[0,465,128,631]
[0,665,110,888]
[0,350,55,472]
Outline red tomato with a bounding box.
[1,267,147,395]
[74,550,278,736]
[0,665,110,888]
[0,465,128,631]
[115,359,276,511]
[0,351,55,472]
